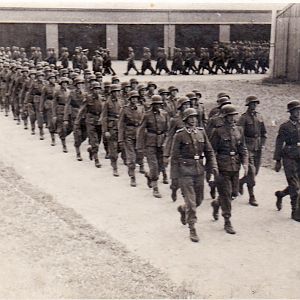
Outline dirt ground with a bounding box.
[0,71,300,299]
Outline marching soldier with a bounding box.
[64,76,88,161]
[210,104,248,234]
[141,47,155,75]
[137,95,169,198]
[171,108,218,242]
[118,91,145,186]
[274,100,300,221]
[76,81,103,168]
[40,72,58,146]
[156,47,170,75]
[164,96,191,201]
[124,47,139,76]
[101,84,122,176]
[92,50,103,73]
[238,96,267,206]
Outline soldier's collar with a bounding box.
[185,126,197,133]
[289,118,300,125]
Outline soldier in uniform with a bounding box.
[118,91,145,186]
[208,92,231,119]
[81,49,89,70]
[64,76,88,161]
[76,81,103,168]
[120,81,131,107]
[72,48,82,70]
[166,86,178,118]
[171,108,218,242]
[155,47,170,75]
[92,50,103,73]
[101,84,122,176]
[145,81,157,110]
[164,96,191,201]
[124,47,139,76]
[0,62,10,114]
[274,100,300,221]
[210,104,248,234]
[40,72,58,146]
[52,77,71,153]
[137,95,169,198]
[238,96,267,206]
[129,78,139,91]
[141,47,155,75]
[59,47,69,69]
[192,89,207,127]
[25,70,46,139]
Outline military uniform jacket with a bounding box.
[64,89,87,121]
[40,83,58,112]
[206,114,224,139]
[164,113,184,157]
[170,127,217,178]
[118,104,145,142]
[274,119,300,161]
[52,87,70,118]
[237,110,267,151]
[27,80,46,103]
[137,108,169,150]
[166,96,177,118]
[208,106,220,119]
[210,124,248,172]
[75,93,103,126]
[101,96,122,133]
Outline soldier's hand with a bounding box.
[275,160,281,172]
[104,131,111,138]
[243,164,248,177]
[163,156,169,168]
[64,121,69,127]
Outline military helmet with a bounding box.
[245,95,260,106]
[91,81,102,89]
[147,81,157,89]
[151,95,163,104]
[74,76,85,85]
[182,108,198,121]
[111,75,120,82]
[137,84,147,91]
[69,72,78,80]
[73,68,81,74]
[221,104,238,116]
[176,96,191,110]
[168,86,178,92]
[128,91,139,99]
[192,89,202,97]
[36,71,44,77]
[88,74,97,81]
[59,77,70,84]
[110,84,121,92]
[130,78,138,84]
[218,96,231,107]
[186,92,197,100]
[94,72,103,78]
[21,67,29,73]
[217,92,230,101]
[104,81,111,88]
[158,88,169,95]
[287,100,300,112]
[29,69,37,75]
[121,81,130,89]
[47,73,56,80]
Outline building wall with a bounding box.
[230,24,271,41]
[274,4,300,81]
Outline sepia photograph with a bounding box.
[0,0,299,298]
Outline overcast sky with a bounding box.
[0,0,290,10]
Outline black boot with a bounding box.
[248,186,258,206]
[50,133,56,146]
[139,164,145,174]
[224,218,236,234]
[94,153,101,168]
[130,176,137,187]
[275,191,284,211]
[87,147,93,160]
[62,139,68,153]
[171,189,177,202]
[145,172,152,188]
[162,171,169,184]
[177,205,186,225]
[189,224,199,243]
[75,147,82,161]
[211,200,219,221]
[39,128,44,140]
[152,181,162,198]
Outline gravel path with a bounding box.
[0,163,192,298]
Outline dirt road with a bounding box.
[0,77,300,298]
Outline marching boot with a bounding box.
[31,125,35,135]
[75,147,82,161]
[162,170,169,184]
[152,181,162,198]
[39,128,44,140]
[87,146,93,160]
[139,164,145,174]
[16,118,21,125]
[189,224,199,243]
[239,179,244,195]
[112,161,119,177]
[94,153,101,168]
[24,121,28,130]
[177,205,186,225]
[224,218,236,234]
[248,186,258,206]
[62,139,68,153]
[275,191,284,211]
[145,172,152,188]
[209,181,216,199]
[50,133,56,146]
[211,200,219,221]
[130,176,137,187]
[171,189,177,202]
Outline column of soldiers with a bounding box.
[1,46,299,245]
[124,40,270,75]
